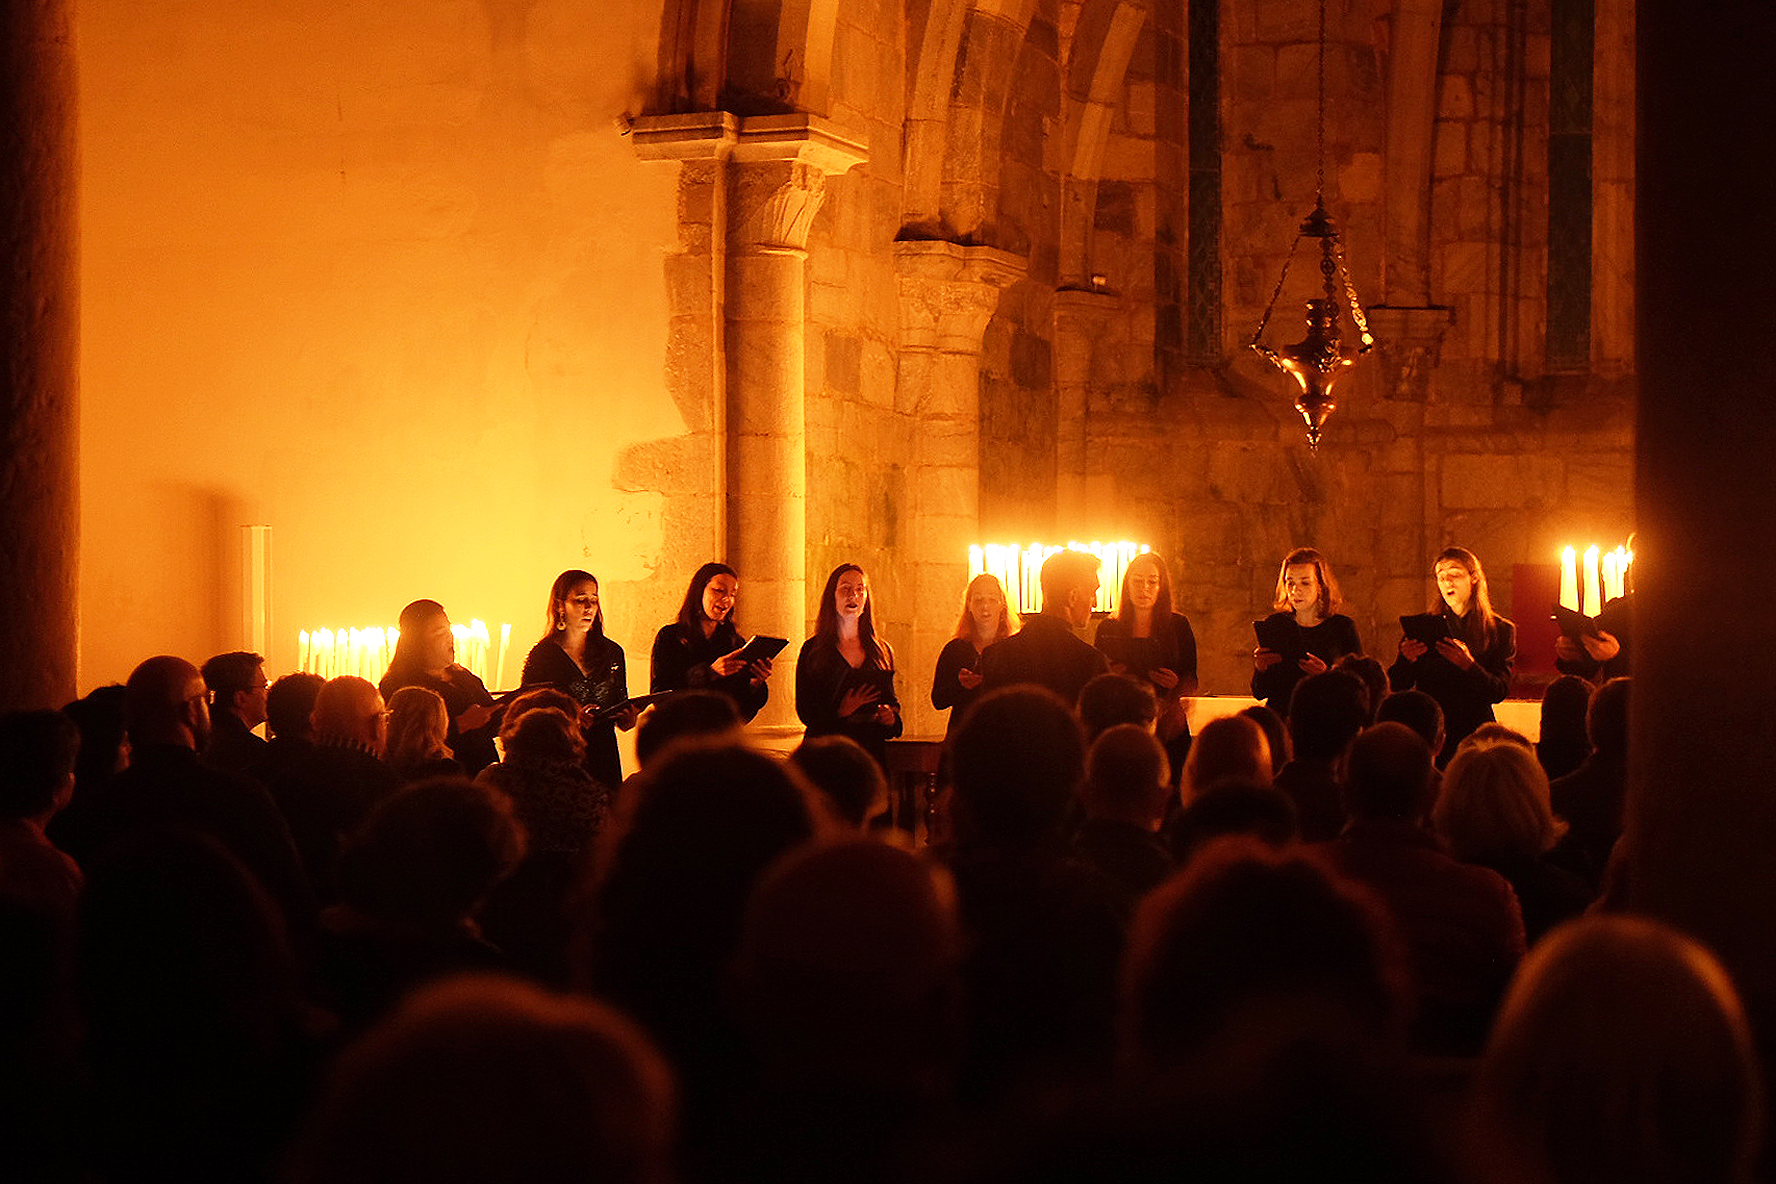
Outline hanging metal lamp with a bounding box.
[1248,0,1376,449]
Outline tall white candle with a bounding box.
[1560,547,1580,611]
[1583,546,1602,617]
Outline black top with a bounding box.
[649,619,769,722]
[795,639,903,766]
[521,637,627,789]
[1387,607,1516,763]
[1250,612,1364,714]
[1093,612,1198,690]
[378,665,498,775]
[979,615,1110,707]
[930,637,986,736]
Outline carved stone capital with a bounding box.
[894,240,1026,352]
[1367,304,1455,402]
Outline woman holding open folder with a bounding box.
[520,569,638,788]
[796,562,902,767]
[649,562,774,723]
[1387,546,1516,764]
[1251,548,1363,717]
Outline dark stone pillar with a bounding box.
[1630,1,1776,1014]
[1,0,79,710]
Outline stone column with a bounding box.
[633,113,866,737]
[895,240,1025,736]
[1052,289,1121,529]
[1629,1,1776,1022]
[1,0,78,710]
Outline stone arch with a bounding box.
[937,0,1040,242]
[654,0,845,116]
[1055,0,1148,286]
[901,0,975,235]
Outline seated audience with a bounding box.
[76,829,327,1182]
[1274,670,1368,841]
[1314,722,1525,1056]
[54,655,314,932]
[1473,916,1762,1184]
[1432,741,1592,945]
[632,688,743,770]
[1375,690,1445,757]
[1459,721,1533,753]
[1180,714,1272,802]
[1549,677,1631,887]
[262,675,400,902]
[1237,703,1290,769]
[1535,675,1593,781]
[1122,837,1411,1079]
[58,683,128,808]
[1074,725,1174,917]
[789,734,890,830]
[578,740,828,1129]
[1076,673,1158,743]
[317,778,525,1033]
[1333,653,1389,724]
[723,839,964,1184]
[199,649,270,776]
[477,705,608,983]
[384,686,461,784]
[292,974,674,1184]
[941,687,1123,1104]
[1168,782,1299,866]
[0,709,84,927]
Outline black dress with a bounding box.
[378,665,499,774]
[649,619,769,722]
[930,637,985,736]
[1250,612,1364,715]
[1093,612,1199,774]
[1387,607,1516,764]
[796,639,903,767]
[521,637,628,789]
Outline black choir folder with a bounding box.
[1252,617,1304,661]
[1550,605,1602,639]
[734,635,789,664]
[1399,613,1454,646]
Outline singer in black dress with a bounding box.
[930,572,1018,736]
[520,570,637,788]
[649,562,772,722]
[1251,547,1363,717]
[796,563,902,767]
[1387,546,1516,765]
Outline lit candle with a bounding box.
[299,630,311,673]
[1602,552,1618,605]
[1560,547,1579,612]
[1583,546,1602,618]
[496,622,511,691]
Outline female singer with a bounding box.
[649,562,772,722]
[796,563,902,766]
[1387,545,1516,764]
[930,572,1018,736]
[1093,552,1198,773]
[378,599,498,774]
[520,570,638,788]
[1251,547,1363,716]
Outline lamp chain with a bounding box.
[1315,0,1327,207]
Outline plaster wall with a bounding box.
[77,0,693,689]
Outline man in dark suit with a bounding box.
[980,548,1109,706]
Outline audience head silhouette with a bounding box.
[948,687,1085,846]
[124,655,211,750]
[1342,723,1435,823]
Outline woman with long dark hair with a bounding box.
[519,570,637,789]
[1251,547,1363,716]
[379,599,497,774]
[930,572,1017,736]
[648,562,771,722]
[1093,552,1198,775]
[1388,545,1516,764]
[795,563,901,766]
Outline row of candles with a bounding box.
[1558,544,1633,618]
[297,620,514,690]
[969,540,1151,617]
